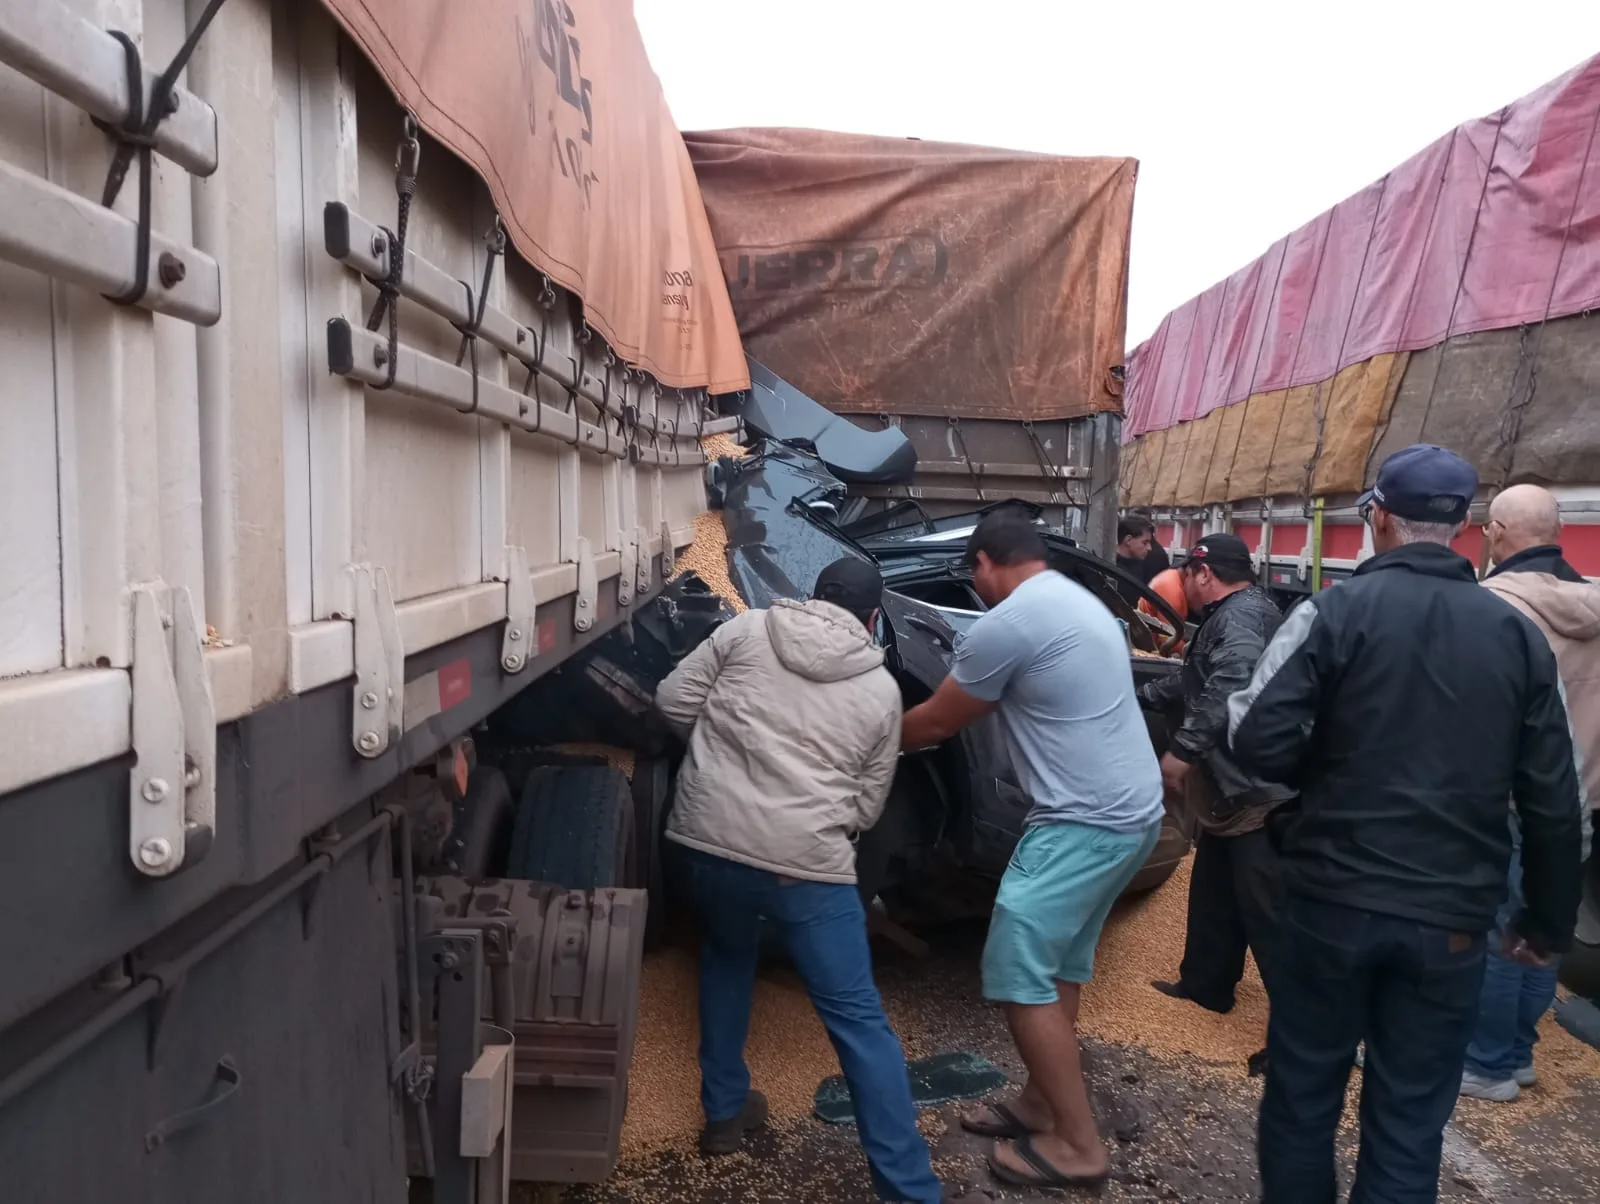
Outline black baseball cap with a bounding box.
[813,557,883,617]
[1358,444,1478,524]
[1186,533,1254,575]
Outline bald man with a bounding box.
[1486,484,1586,584]
[1463,484,1598,1100]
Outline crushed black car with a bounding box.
[486,428,1192,941]
[708,437,1193,908]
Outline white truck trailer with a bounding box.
[0,0,746,1198]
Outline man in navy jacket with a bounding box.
[1227,445,1584,1204]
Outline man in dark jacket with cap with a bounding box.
[1136,533,1292,1067]
[1227,445,1585,1203]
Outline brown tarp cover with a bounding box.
[1120,309,1600,505]
[319,0,749,393]
[684,129,1136,422]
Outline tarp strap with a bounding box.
[364,113,421,391]
[454,215,505,415]
[520,276,556,436]
[565,325,590,448]
[947,417,985,501]
[96,0,233,307]
[1022,420,1064,505]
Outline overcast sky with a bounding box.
[636,1,1600,350]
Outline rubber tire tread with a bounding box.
[631,759,671,951]
[508,765,633,890]
[453,767,516,880]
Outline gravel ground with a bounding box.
[551,921,1600,1204]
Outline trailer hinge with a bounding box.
[129,584,216,878]
[500,545,534,675]
[350,565,404,758]
[634,525,653,595]
[659,520,676,582]
[617,531,638,608]
[573,537,597,633]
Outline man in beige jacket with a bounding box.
[1462,483,1598,1099]
[656,557,962,1204]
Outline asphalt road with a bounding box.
[550,925,1600,1204]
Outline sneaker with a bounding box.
[699,1089,769,1155]
[1460,1070,1520,1102]
[1514,1064,1538,1089]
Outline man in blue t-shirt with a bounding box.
[902,510,1165,1192]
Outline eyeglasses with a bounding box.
[1359,502,1374,523]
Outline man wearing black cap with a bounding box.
[1135,533,1292,1065]
[656,556,969,1204]
[1227,445,1586,1203]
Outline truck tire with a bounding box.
[508,765,637,891]
[630,758,672,950]
[450,767,517,879]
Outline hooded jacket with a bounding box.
[1484,562,1600,824]
[655,599,903,884]
[1227,542,1584,954]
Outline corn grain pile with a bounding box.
[672,435,748,612]
[1087,856,1600,1114]
[545,742,636,778]
[621,949,840,1157]
[1080,856,1269,1065]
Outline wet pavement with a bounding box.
[548,924,1600,1204]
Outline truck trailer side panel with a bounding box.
[0,0,736,1190]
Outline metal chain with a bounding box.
[365,114,421,390]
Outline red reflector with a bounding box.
[437,659,471,711]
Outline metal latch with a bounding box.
[500,545,533,675]
[572,537,597,633]
[350,565,404,758]
[659,519,676,581]
[617,531,638,608]
[634,525,653,595]
[129,583,216,878]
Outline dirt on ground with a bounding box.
[539,863,1600,1204]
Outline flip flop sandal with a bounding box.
[987,1134,1110,1192]
[959,1101,1037,1139]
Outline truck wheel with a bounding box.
[450,767,517,879]
[507,765,637,891]
[631,758,672,951]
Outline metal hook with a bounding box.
[396,124,421,178]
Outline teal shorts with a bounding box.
[981,818,1162,1005]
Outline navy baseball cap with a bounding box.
[1358,444,1478,524]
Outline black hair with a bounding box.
[964,509,1049,568]
[1118,514,1156,542]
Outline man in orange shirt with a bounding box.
[1138,568,1189,656]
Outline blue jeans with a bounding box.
[679,847,941,1204]
[1463,826,1560,1080]
[1259,895,1487,1204]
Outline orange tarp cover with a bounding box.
[685,128,1136,422]
[319,0,749,393]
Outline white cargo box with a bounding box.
[0,0,727,875]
